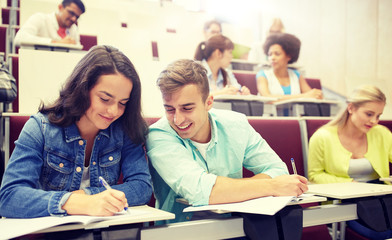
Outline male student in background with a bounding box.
[146,59,308,225]
[14,0,85,46]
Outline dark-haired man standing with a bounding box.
[14,0,85,46]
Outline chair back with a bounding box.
[233,71,258,95]
[248,118,305,175]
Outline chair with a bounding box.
[7,0,20,7]
[9,55,18,112]
[79,34,97,51]
[0,25,8,54]
[233,71,258,95]
[248,118,305,175]
[248,117,331,240]
[1,8,20,25]
[9,115,30,155]
[305,78,322,90]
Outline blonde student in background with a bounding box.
[308,85,392,239]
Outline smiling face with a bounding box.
[268,44,291,70]
[57,3,83,28]
[77,73,133,136]
[348,101,385,133]
[163,84,213,143]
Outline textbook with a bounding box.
[0,208,148,240]
[183,194,321,216]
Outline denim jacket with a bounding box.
[0,113,152,218]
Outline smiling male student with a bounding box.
[146,59,308,227]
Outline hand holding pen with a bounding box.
[99,176,128,211]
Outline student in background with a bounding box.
[248,17,285,63]
[146,59,308,223]
[14,0,85,46]
[195,34,251,96]
[256,33,323,100]
[203,19,222,40]
[308,85,392,239]
[0,45,152,218]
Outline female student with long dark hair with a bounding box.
[0,45,152,218]
[195,34,250,96]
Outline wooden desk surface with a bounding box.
[308,182,392,199]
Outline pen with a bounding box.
[291,158,297,175]
[99,176,128,211]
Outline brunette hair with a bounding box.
[157,59,209,102]
[194,34,234,87]
[39,45,147,144]
[263,33,301,64]
[62,0,85,13]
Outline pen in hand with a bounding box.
[291,158,298,175]
[99,176,128,211]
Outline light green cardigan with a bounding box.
[308,124,392,184]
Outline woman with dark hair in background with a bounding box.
[0,45,152,218]
[195,34,250,96]
[256,33,322,100]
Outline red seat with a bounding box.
[9,115,30,155]
[248,118,331,239]
[0,24,8,54]
[233,71,258,95]
[1,8,20,25]
[80,34,97,51]
[305,78,322,90]
[248,118,305,175]
[7,0,20,7]
[10,55,18,112]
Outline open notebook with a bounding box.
[183,194,324,215]
[0,208,148,240]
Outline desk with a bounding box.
[308,182,392,240]
[273,98,341,117]
[19,41,84,52]
[1,205,174,239]
[141,203,357,240]
[213,95,276,116]
[308,182,392,199]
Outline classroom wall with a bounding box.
[17,0,392,118]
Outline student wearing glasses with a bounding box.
[14,0,85,46]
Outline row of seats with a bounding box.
[6,115,392,182]
[4,115,392,239]
[233,70,322,96]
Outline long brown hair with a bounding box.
[194,34,234,87]
[39,45,148,144]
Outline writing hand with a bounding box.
[63,189,128,216]
[270,175,308,197]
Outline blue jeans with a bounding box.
[347,220,392,240]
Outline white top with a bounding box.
[191,140,211,161]
[348,158,378,182]
[264,68,301,95]
[14,12,80,46]
[79,165,90,189]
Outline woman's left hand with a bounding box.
[240,86,251,95]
